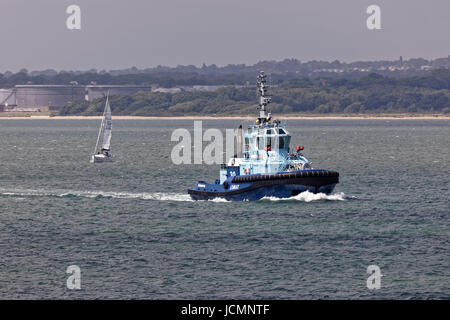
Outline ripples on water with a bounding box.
[0,119,448,299]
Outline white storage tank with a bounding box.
[0,89,16,106]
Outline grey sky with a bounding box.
[0,0,449,72]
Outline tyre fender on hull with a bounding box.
[232,170,339,183]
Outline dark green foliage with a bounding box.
[60,71,450,115]
[5,66,448,115]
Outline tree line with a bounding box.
[2,56,450,88]
[59,70,450,116]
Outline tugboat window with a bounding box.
[257,136,265,150]
[278,129,286,135]
[278,137,289,149]
[244,137,249,156]
[266,136,275,149]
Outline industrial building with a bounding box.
[0,84,242,112]
[0,85,152,111]
[0,89,16,106]
[14,85,86,108]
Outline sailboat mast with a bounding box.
[93,94,109,154]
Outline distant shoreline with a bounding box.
[0,114,449,120]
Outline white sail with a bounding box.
[92,94,112,160]
[101,99,112,150]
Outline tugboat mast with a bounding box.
[257,71,271,124]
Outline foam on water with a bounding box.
[0,188,236,202]
[0,188,194,202]
[0,188,350,203]
[262,191,348,202]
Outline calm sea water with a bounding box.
[0,119,448,299]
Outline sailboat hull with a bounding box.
[90,154,113,163]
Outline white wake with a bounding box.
[0,189,350,203]
[0,188,194,202]
[262,191,348,202]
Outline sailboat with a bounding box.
[90,94,113,163]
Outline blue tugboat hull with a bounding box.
[189,183,337,201]
[188,170,339,201]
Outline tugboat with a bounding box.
[188,71,339,201]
